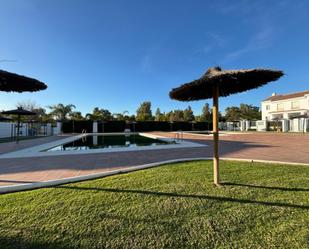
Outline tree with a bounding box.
[121,111,131,121]
[162,112,170,122]
[224,106,241,121]
[165,111,174,122]
[69,111,85,121]
[224,104,261,121]
[136,101,153,121]
[16,100,38,111]
[86,107,112,121]
[198,103,212,122]
[183,106,194,121]
[154,108,166,121]
[155,108,161,121]
[172,110,184,121]
[112,111,132,121]
[32,107,54,122]
[39,111,53,123]
[128,115,136,122]
[48,104,76,121]
[16,100,51,122]
[239,104,261,120]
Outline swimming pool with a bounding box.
[0,133,206,159]
[45,134,176,151]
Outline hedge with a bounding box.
[98,121,126,133]
[61,121,212,133]
[62,120,93,133]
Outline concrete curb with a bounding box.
[1,157,308,194]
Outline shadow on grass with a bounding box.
[223,182,309,192]
[57,186,309,210]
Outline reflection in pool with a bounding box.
[45,134,176,151]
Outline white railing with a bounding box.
[174,130,184,141]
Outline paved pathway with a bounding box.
[0,135,69,155]
[0,132,308,188]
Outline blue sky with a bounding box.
[0,0,309,115]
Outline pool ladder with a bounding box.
[174,130,184,141]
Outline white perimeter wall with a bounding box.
[0,122,62,138]
[0,122,12,138]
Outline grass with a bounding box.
[0,161,308,249]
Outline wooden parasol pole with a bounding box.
[213,84,220,185]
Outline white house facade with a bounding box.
[261,90,309,120]
[260,90,309,132]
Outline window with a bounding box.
[277,103,284,111]
[291,101,299,110]
[266,105,270,110]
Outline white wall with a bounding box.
[0,122,62,138]
[19,123,28,136]
[0,122,28,138]
[256,120,267,131]
[93,121,98,133]
[0,122,13,138]
[52,122,62,135]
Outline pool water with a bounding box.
[45,134,175,151]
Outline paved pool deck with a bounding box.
[0,132,308,190]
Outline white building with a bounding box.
[261,90,309,120]
[260,90,309,132]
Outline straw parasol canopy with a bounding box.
[2,108,36,116]
[170,67,283,101]
[0,116,12,121]
[0,69,47,92]
[169,66,284,186]
[2,108,36,143]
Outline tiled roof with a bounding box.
[263,90,309,101]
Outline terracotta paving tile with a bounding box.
[0,136,68,155]
[0,132,308,189]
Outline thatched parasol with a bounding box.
[169,66,283,185]
[0,69,47,92]
[2,108,36,143]
[0,116,12,121]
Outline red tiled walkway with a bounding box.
[0,132,308,188]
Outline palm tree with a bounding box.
[112,111,130,121]
[86,107,112,121]
[69,111,85,121]
[48,104,76,121]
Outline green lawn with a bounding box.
[0,161,308,249]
